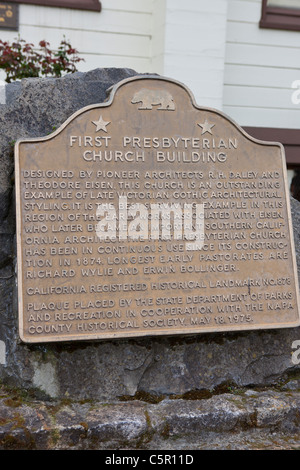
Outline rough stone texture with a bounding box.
[0,68,300,405]
[291,196,300,279]
[1,384,300,450]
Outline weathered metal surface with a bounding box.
[15,75,300,343]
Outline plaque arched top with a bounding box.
[15,75,285,154]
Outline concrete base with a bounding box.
[1,383,300,450]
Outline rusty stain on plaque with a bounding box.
[15,75,300,343]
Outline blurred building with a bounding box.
[2,0,300,184]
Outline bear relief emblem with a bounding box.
[131,88,175,110]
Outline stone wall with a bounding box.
[0,68,300,402]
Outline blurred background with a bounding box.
[0,0,300,195]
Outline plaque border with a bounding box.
[15,75,300,343]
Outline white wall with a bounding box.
[0,0,153,80]
[157,0,229,109]
[0,0,299,129]
[223,0,300,128]
[0,0,230,110]
[151,0,167,74]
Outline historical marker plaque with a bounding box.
[15,76,300,343]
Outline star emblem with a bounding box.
[197,119,215,135]
[92,115,111,132]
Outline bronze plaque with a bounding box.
[15,76,300,343]
[0,2,18,30]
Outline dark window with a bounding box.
[260,0,300,31]
[8,0,101,12]
[243,127,300,169]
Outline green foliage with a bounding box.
[0,36,84,83]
